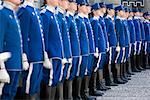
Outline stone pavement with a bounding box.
[97,69,150,100]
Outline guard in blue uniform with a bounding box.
[127,8,137,74]
[90,3,108,97]
[104,3,118,86]
[121,8,131,82]
[17,0,48,99]
[72,1,90,99]
[143,12,150,68]
[96,2,110,91]
[0,1,22,99]
[81,3,97,100]
[138,8,146,70]
[64,0,80,99]
[114,5,126,84]
[40,0,64,99]
[56,0,72,99]
[132,8,143,72]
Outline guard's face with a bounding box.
[109,9,115,16]
[9,0,21,5]
[135,12,140,16]
[61,0,69,9]
[102,7,106,13]
[69,2,77,11]
[125,12,129,18]
[48,0,58,6]
[53,0,59,6]
[59,0,69,9]
[87,6,91,14]
[119,10,124,17]
[129,12,134,17]
[81,5,87,14]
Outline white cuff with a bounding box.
[22,53,29,70]
[43,51,52,69]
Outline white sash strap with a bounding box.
[122,48,126,63]
[25,63,34,94]
[76,56,82,76]
[115,50,120,64]
[66,63,72,79]
[109,47,112,64]
[94,53,101,72]
[48,64,53,86]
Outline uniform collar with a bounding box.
[78,13,84,18]
[144,19,149,23]
[46,5,55,13]
[134,16,140,19]
[84,14,88,18]
[93,16,99,20]
[106,15,113,19]
[122,17,126,20]
[128,17,133,20]
[23,1,34,8]
[116,16,123,20]
[3,1,16,11]
[99,13,104,17]
[57,7,65,14]
[67,11,74,17]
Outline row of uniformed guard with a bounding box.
[0,0,150,100]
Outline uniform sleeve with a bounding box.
[0,11,5,53]
[115,19,121,46]
[18,8,30,57]
[41,13,49,52]
[133,20,141,41]
[104,19,110,35]
[144,23,150,42]
[76,18,82,38]
[91,20,98,48]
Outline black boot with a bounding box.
[136,55,144,70]
[114,64,126,84]
[124,62,131,78]
[132,55,141,72]
[89,72,104,96]
[124,62,131,79]
[105,64,118,86]
[56,82,63,100]
[24,93,40,100]
[120,63,128,82]
[141,50,146,70]
[146,53,150,69]
[127,58,134,75]
[64,80,73,100]
[40,82,53,100]
[97,69,111,91]
[73,77,82,100]
[81,76,96,100]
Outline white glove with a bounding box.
[107,47,109,52]
[94,47,99,58]
[0,52,11,62]
[43,51,52,69]
[22,53,29,71]
[0,52,11,83]
[62,58,68,65]
[68,58,72,64]
[116,46,121,52]
[0,62,10,83]
[122,47,125,51]
[0,83,4,95]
